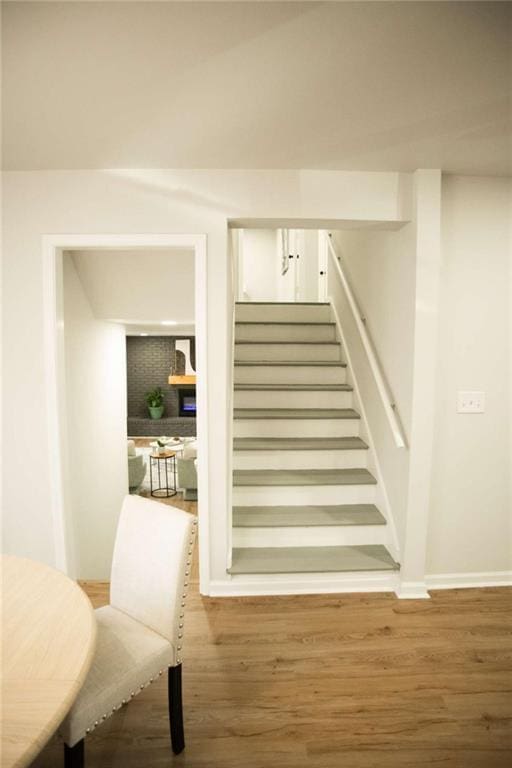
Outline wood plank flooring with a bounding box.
[30,494,512,767]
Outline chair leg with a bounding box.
[64,739,84,768]
[168,664,185,754]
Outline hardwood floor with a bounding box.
[31,498,512,767]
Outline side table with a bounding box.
[149,451,177,498]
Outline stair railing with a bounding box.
[326,232,407,449]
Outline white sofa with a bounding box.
[127,440,146,493]
[177,440,197,500]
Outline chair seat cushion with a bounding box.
[60,605,175,747]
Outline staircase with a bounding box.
[229,301,399,584]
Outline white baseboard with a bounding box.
[209,571,399,597]
[425,571,512,590]
[395,580,430,599]
[206,571,512,598]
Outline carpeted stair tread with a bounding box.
[229,545,399,574]
[234,384,352,391]
[233,468,376,486]
[233,504,385,527]
[233,437,367,451]
[234,408,359,420]
[235,321,336,326]
[234,361,347,367]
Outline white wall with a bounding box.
[2,168,509,589]
[240,229,278,301]
[332,226,416,436]
[0,168,411,591]
[278,229,321,303]
[332,174,512,584]
[330,222,417,562]
[71,248,195,324]
[63,254,128,579]
[427,175,512,578]
[298,230,320,302]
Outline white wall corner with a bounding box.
[395,580,430,599]
[397,172,414,222]
[400,169,442,588]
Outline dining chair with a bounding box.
[60,494,197,767]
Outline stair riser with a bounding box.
[234,390,352,409]
[233,449,368,470]
[236,324,336,343]
[234,366,347,385]
[235,343,341,362]
[234,418,360,438]
[233,526,387,548]
[236,304,331,323]
[233,485,376,506]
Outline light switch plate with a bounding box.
[457,391,485,413]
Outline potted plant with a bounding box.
[145,387,165,420]
[156,437,168,455]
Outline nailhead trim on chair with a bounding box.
[176,516,197,665]
[80,517,198,738]
[82,676,160,736]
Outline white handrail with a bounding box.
[325,233,407,449]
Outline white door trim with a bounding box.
[42,233,210,590]
[317,230,328,301]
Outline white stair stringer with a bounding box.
[230,301,400,588]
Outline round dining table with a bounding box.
[1,555,97,768]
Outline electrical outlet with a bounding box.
[457,391,485,413]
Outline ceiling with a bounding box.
[2,1,511,175]
[69,248,195,330]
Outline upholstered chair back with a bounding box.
[110,495,196,645]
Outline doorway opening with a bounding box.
[233,228,328,304]
[42,234,209,590]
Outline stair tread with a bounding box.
[233,437,368,451]
[235,321,336,326]
[233,468,376,486]
[234,408,360,420]
[234,384,352,391]
[236,301,330,306]
[235,361,347,367]
[235,341,340,345]
[233,504,385,527]
[229,545,399,574]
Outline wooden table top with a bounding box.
[150,450,177,459]
[1,556,97,768]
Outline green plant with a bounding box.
[145,387,165,408]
